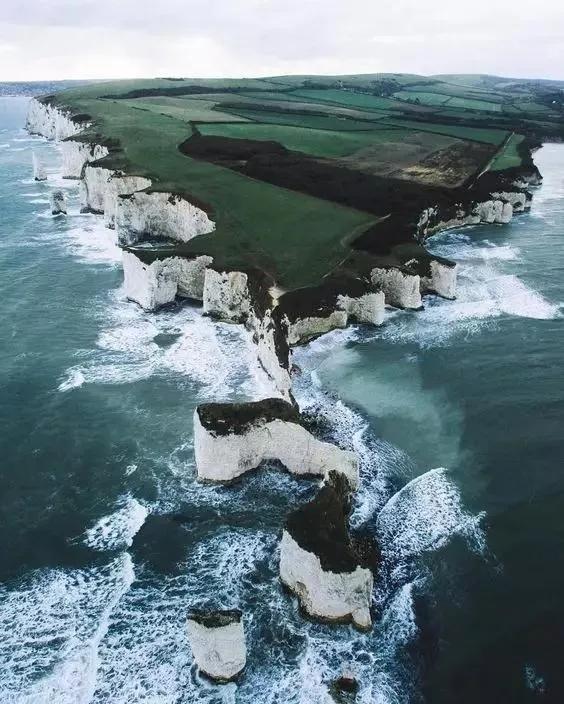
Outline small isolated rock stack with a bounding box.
[330,667,359,703]
[279,471,374,630]
[194,398,358,487]
[50,190,66,215]
[32,153,47,181]
[187,609,246,682]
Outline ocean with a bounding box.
[1,95,563,703]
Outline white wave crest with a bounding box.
[84,496,149,551]
[377,467,486,563]
[61,296,274,398]
[58,367,85,392]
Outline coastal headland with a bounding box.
[25,72,564,685]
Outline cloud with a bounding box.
[0,0,563,80]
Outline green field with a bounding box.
[490,133,526,171]
[45,72,564,290]
[197,122,407,158]
[222,108,390,131]
[122,97,251,123]
[394,91,452,106]
[288,89,403,112]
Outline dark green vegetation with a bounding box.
[47,73,564,290]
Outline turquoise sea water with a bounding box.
[1,95,563,702]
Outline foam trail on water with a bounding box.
[367,231,562,349]
[84,496,149,551]
[58,291,273,398]
[292,364,414,528]
[0,554,134,704]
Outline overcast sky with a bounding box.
[1,0,563,81]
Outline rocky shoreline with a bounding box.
[26,95,542,685]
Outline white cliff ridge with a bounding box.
[61,140,109,179]
[26,98,83,141]
[81,165,152,227]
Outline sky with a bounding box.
[0,0,563,81]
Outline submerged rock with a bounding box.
[187,609,246,682]
[194,399,358,487]
[279,472,374,630]
[330,667,359,702]
[50,190,66,215]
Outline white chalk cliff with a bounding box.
[26,98,83,141]
[123,250,213,310]
[116,191,215,246]
[186,611,246,682]
[61,140,109,179]
[194,408,359,488]
[81,165,152,227]
[203,269,293,398]
[285,291,385,345]
[279,530,373,631]
[370,267,422,310]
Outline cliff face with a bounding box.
[194,401,359,487]
[61,141,109,179]
[26,98,84,141]
[116,191,215,246]
[81,165,152,227]
[279,473,374,630]
[186,610,246,682]
[123,251,213,310]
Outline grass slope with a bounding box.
[45,73,564,289]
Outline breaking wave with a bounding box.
[84,496,149,551]
[58,291,273,399]
[368,231,561,348]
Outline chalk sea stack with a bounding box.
[50,190,66,215]
[279,471,374,630]
[32,153,46,181]
[186,609,246,682]
[194,398,359,487]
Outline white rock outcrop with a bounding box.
[32,153,47,181]
[50,190,66,215]
[61,140,109,179]
[203,269,293,398]
[123,250,213,310]
[370,267,422,309]
[81,165,152,227]
[285,291,385,346]
[420,259,457,300]
[203,269,251,322]
[491,191,530,212]
[116,191,215,245]
[279,531,373,631]
[26,98,83,141]
[187,611,246,682]
[194,403,358,488]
